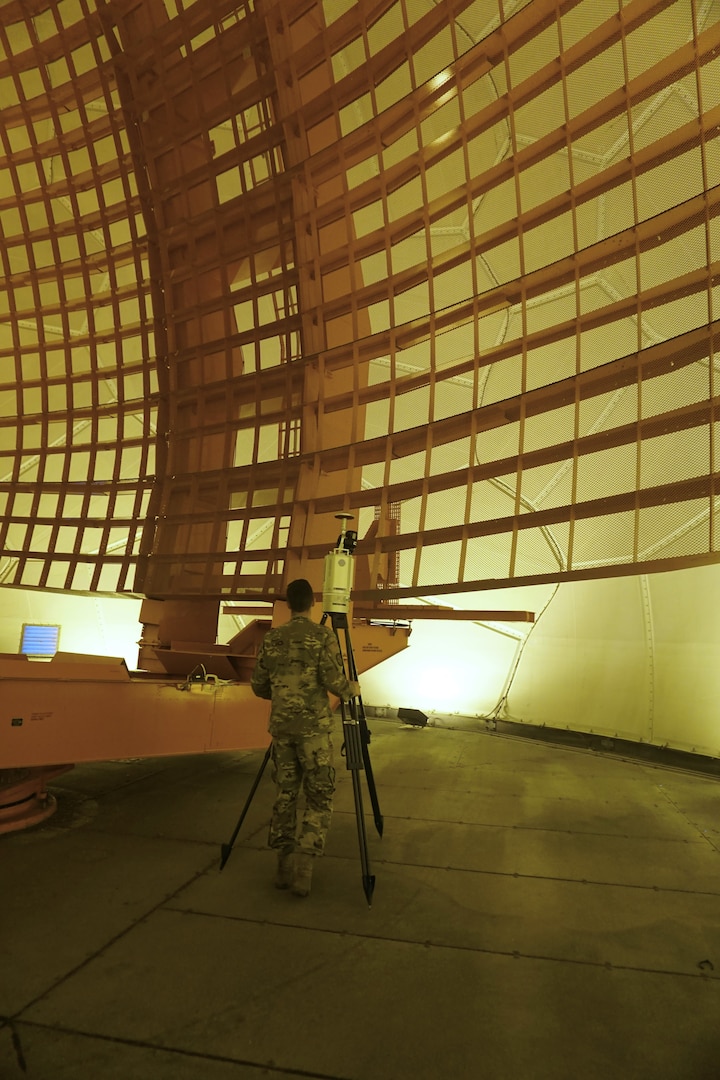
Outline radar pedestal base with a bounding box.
[0,766,73,835]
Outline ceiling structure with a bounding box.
[0,0,719,607]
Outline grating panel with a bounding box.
[0,0,718,602]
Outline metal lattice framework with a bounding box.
[0,0,719,603]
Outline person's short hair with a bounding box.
[286,578,314,612]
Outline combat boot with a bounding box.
[274,849,294,890]
[291,853,314,897]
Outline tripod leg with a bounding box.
[356,700,384,838]
[219,743,272,871]
[341,625,384,837]
[341,698,376,906]
[323,610,379,903]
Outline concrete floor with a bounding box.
[2,717,720,1079]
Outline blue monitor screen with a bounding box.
[20,624,60,657]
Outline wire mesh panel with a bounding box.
[0,0,718,601]
[0,1,156,593]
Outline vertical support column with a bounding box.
[260,1,373,594]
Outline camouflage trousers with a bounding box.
[268,732,335,856]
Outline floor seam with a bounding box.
[7,1020,351,1080]
[655,785,720,854]
[8,851,221,1025]
[152,905,720,983]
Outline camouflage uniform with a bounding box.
[251,614,355,856]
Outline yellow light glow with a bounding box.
[360,619,518,717]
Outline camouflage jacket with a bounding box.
[250,614,354,736]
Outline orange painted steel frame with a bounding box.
[0,621,410,770]
[2,1,719,611]
[0,0,719,805]
[2,675,272,771]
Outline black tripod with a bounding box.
[219,613,383,906]
[321,609,383,906]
